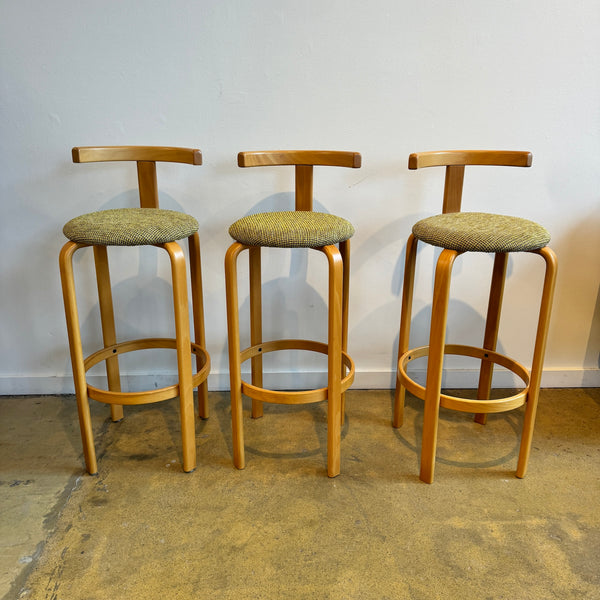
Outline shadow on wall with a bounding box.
[548,205,600,386]
[581,209,600,383]
[584,283,600,384]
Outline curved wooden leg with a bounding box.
[394,234,419,428]
[324,245,343,477]
[59,242,98,475]
[420,249,459,484]
[516,247,557,478]
[164,242,196,473]
[249,246,264,419]
[225,242,247,469]
[188,233,209,419]
[475,252,508,425]
[93,246,123,423]
[339,239,351,425]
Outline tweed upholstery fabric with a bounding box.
[229,211,355,248]
[413,212,550,253]
[63,208,199,246]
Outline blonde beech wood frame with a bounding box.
[226,150,360,477]
[394,150,557,484]
[60,146,209,475]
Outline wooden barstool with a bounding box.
[59,146,210,474]
[225,150,361,477]
[394,150,557,483]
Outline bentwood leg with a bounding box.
[225,242,246,469]
[164,242,196,473]
[324,245,343,477]
[516,247,558,478]
[59,241,98,475]
[188,233,209,419]
[420,249,460,484]
[93,246,124,423]
[249,246,264,419]
[394,234,419,428]
[475,252,508,425]
[339,239,350,423]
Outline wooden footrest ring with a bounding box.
[398,344,530,414]
[239,339,355,405]
[83,337,210,405]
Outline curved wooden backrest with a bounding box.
[408,150,532,170]
[238,150,361,169]
[72,146,202,165]
[408,150,532,214]
[72,146,202,209]
[237,150,361,211]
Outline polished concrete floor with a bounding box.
[1,388,599,600]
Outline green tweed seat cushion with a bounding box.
[229,211,355,248]
[413,212,550,253]
[63,208,199,246]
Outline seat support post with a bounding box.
[93,246,124,423]
[475,252,508,425]
[188,232,209,419]
[339,239,351,424]
[393,233,419,428]
[249,246,264,419]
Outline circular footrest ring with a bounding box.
[398,344,530,413]
[83,337,210,405]
[239,338,355,405]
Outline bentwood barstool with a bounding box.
[225,150,361,477]
[59,146,210,474]
[394,150,557,483]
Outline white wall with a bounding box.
[1,0,598,394]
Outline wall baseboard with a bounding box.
[1,368,598,396]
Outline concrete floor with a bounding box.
[1,388,599,599]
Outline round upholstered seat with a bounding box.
[63,208,199,246]
[228,211,355,248]
[412,211,550,253]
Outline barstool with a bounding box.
[394,150,557,483]
[225,150,361,477]
[59,146,210,474]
